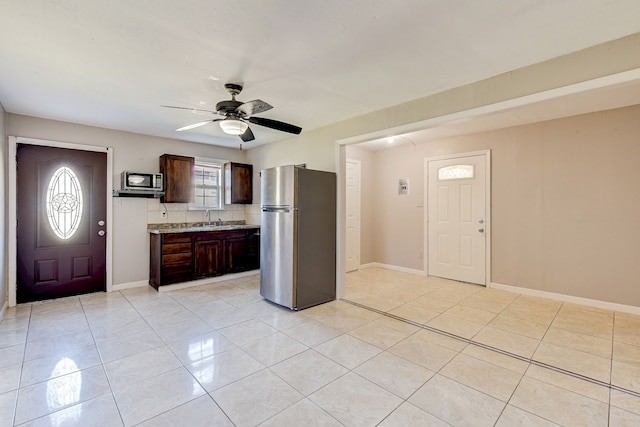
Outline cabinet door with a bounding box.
[195,240,224,278]
[160,154,194,203]
[149,234,162,288]
[225,162,253,204]
[246,233,260,271]
[225,237,247,273]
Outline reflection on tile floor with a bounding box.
[1,267,640,426]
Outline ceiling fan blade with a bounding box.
[237,99,273,116]
[247,117,302,134]
[239,126,255,142]
[161,105,216,114]
[175,119,220,132]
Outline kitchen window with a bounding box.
[189,159,225,210]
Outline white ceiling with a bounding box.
[1,1,640,150]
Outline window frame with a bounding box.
[188,157,227,211]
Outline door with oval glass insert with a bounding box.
[17,144,107,303]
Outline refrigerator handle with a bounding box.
[262,206,295,213]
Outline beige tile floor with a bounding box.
[0,268,639,426]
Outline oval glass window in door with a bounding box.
[46,166,83,239]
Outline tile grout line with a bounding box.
[607,311,618,426]
[12,305,33,427]
[78,293,128,427]
[341,297,640,400]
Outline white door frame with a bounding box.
[423,150,491,285]
[345,158,361,272]
[8,136,114,307]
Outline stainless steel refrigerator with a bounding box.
[260,165,336,310]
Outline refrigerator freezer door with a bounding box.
[261,165,295,208]
[260,207,296,308]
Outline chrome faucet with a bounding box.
[204,210,223,226]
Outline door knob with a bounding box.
[479,219,484,224]
[98,220,105,226]
[478,228,484,233]
[98,230,105,236]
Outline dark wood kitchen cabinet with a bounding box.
[160,154,194,203]
[225,162,253,204]
[149,228,260,288]
[194,232,225,278]
[149,233,194,288]
[245,233,260,271]
[224,232,249,273]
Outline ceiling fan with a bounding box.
[162,83,302,144]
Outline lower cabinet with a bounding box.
[149,228,260,288]
[225,236,247,273]
[246,233,260,271]
[150,233,193,287]
[195,239,224,278]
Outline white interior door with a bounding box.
[427,153,488,285]
[345,159,361,272]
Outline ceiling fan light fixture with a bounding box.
[219,118,248,135]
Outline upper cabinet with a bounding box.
[225,162,253,204]
[160,154,194,203]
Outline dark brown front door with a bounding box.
[17,144,107,303]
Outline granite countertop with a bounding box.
[148,222,260,234]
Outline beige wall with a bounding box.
[6,114,247,286]
[360,105,640,306]
[367,143,426,270]
[244,126,342,225]
[0,103,6,310]
[245,33,640,306]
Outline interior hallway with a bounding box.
[0,268,639,426]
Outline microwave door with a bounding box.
[128,174,148,186]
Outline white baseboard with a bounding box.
[157,270,259,293]
[489,282,640,315]
[358,263,425,277]
[111,270,260,293]
[112,280,148,291]
[352,267,640,315]
[0,300,8,323]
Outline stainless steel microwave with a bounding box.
[121,171,163,191]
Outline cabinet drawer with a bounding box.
[162,265,193,283]
[195,232,225,242]
[221,230,247,239]
[162,252,192,265]
[162,242,192,255]
[162,233,192,244]
[195,230,247,241]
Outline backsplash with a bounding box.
[146,198,247,226]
